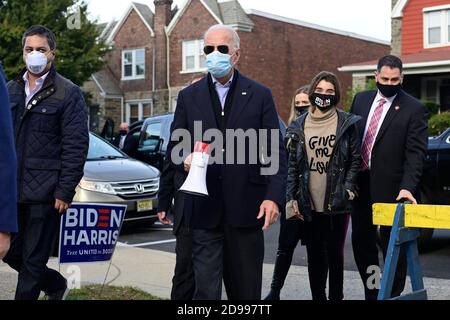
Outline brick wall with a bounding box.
[237,14,389,122]
[108,9,154,93]
[169,0,217,87]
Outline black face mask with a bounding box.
[377,82,402,98]
[119,130,128,136]
[295,106,309,116]
[310,93,337,111]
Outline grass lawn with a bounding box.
[65,284,164,300]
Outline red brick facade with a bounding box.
[108,9,154,93]
[237,15,389,121]
[86,0,390,128]
[168,3,389,121]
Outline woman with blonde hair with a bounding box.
[264,84,310,300]
[287,85,311,125]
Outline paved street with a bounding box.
[119,219,450,280]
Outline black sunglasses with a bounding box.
[203,45,229,55]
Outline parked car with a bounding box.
[73,132,160,226]
[128,113,287,170]
[417,127,450,244]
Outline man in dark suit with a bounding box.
[113,122,129,149]
[113,122,139,159]
[159,24,287,300]
[350,55,428,299]
[157,76,207,300]
[157,157,195,300]
[0,63,18,260]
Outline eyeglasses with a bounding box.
[203,45,230,55]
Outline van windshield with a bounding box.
[87,133,127,161]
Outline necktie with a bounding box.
[361,99,386,171]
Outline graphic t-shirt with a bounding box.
[304,108,338,212]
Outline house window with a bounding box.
[427,11,441,44]
[182,39,206,73]
[448,10,450,42]
[122,49,145,80]
[424,7,450,48]
[125,100,153,124]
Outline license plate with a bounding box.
[137,199,153,212]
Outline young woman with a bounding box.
[265,85,310,300]
[285,71,361,301]
[287,85,311,125]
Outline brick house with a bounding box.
[84,0,389,132]
[340,0,450,113]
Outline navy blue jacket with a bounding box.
[167,71,287,229]
[7,66,89,204]
[0,64,18,232]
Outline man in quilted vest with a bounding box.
[3,25,89,300]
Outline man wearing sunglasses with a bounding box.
[162,24,287,300]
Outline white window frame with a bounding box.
[180,39,207,74]
[423,6,450,49]
[125,100,153,124]
[122,48,146,80]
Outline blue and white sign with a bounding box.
[59,203,127,264]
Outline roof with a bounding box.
[133,2,154,27]
[392,0,409,18]
[106,2,155,43]
[98,20,118,42]
[339,49,450,75]
[91,69,123,97]
[246,9,389,45]
[167,0,254,35]
[219,0,254,31]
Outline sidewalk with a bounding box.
[1,245,450,300]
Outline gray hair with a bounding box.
[204,24,240,49]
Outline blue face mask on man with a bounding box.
[206,51,233,78]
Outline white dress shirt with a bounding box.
[23,71,49,106]
[212,73,234,110]
[362,91,397,168]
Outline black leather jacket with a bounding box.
[286,109,361,222]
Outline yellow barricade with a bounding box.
[373,203,450,229]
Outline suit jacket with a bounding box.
[121,133,139,159]
[350,89,428,203]
[167,70,287,229]
[0,64,18,232]
[157,156,188,235]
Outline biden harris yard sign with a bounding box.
[59,203,127,264]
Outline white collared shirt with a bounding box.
[23,71,49,106]
[212,73,234,110]
[362,91,397,168]
[119,135,126,149]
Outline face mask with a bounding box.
[25,51,48,75]
[377,82,401,98]
[119,130,128,136]
[206,51,233,78]
[310,93,337,111]
[295,106,309,116]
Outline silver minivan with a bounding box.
[73,133,160,225]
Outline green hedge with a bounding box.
[421,100,440,118]
[429,112,450,137]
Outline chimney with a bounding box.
[153,0,173,90]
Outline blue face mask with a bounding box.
[206,51,232,78]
